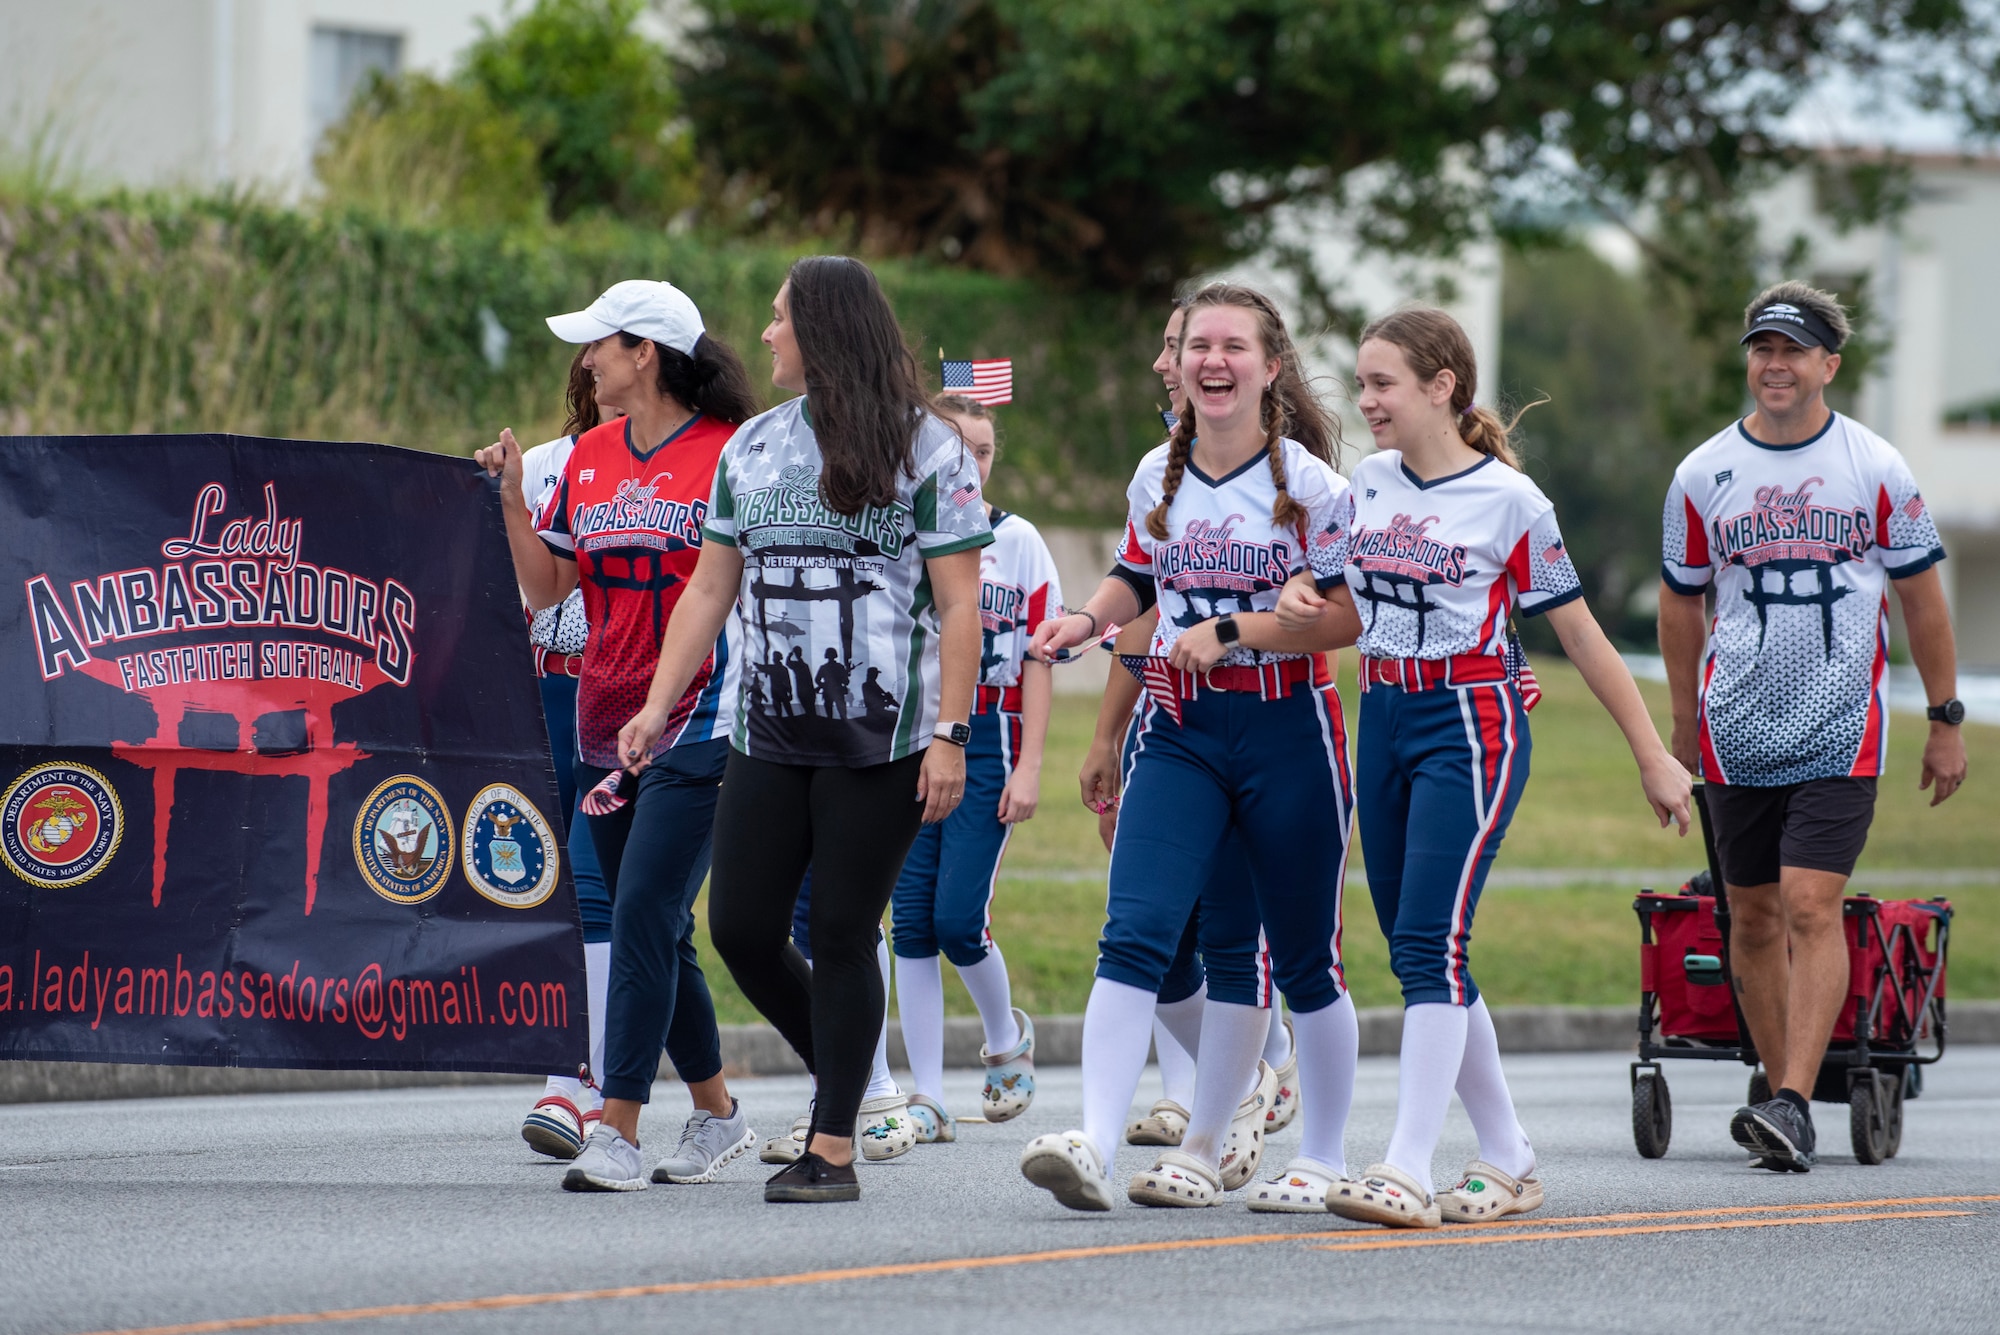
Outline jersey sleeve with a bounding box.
[1506,502,1584,618]
[1875,450,1946,579]
[702,450,739,548]
[534,464,576,558]
[1023,525,1065,634]
[1299,461,1354,589]
[1660,473,1712,593]
[1114,465,1158,576]
[913,434,993,556]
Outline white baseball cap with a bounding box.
[545,279,705,354]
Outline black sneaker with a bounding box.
[764,1150,860,1203]
[1730,1097,1817,1171]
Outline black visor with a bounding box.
[1741,301,1842,351]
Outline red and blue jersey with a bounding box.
[535,414,739,767]
[1662,412,1944,785]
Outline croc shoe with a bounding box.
[1326,1162,1442,1229]
[1125,1098,1190,1147]
[1437,1160,1543,1222]
[1127,1149,1222,1208]
[907,1093,957,1144]
[981,1008,1036,1122]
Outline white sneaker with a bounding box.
[1125,1098,1190,1147]
[1247,1156,1341,1213]
[1266,1020,1300,1134]
[1218,1060,1277,1191]
[858,1093,918,1161]
[521,1094,585,1161]
[650,1101,756,1184]
[561,1125,647,1192]
[1020,1130,1116,1212]
[1127,1149,1222,1208]
[760,1113,809,1165]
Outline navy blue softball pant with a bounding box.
[891,706,1019,965]
[1356,678,1531,1007]
[1098,680,1354,1012]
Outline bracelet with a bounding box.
[1077,610,1099,640]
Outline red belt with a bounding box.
[975,684,1022,714]
[534,647,585,678]
[1175,655,1325,698]
[1361,653,1508,693]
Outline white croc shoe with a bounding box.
[760,1113,809,1165]
[1266,1021,1300,1134]
[1125,1098,1190,1147]
[1327,1162,1442,1229]
[1020,1130,1116,1212]
[1127,1149,1222,1208]
[858,1094,918,1161]
[1218,1060,1277,1191]
[981,1008,1037,1123]
[1247,1156,1341,1213]
[1437,1160,1543,1222]
[907,1093,957,1144]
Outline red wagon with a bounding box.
[1629,787,1951,1163]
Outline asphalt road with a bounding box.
[4,1046,1998,1335]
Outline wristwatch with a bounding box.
[1927,698,1966,726]
[933,720,972,746]
[1214,615,1241,647]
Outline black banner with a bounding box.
[0,435,585,1073]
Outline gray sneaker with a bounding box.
[651,1100,757,1184]
[562,1125,647,1192]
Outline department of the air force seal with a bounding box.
[1,763,123,889]
[353,776,452,905]
[461,783,558,908]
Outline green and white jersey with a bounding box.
[704,398,994,767]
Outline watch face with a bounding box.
[1945,699,1966,725]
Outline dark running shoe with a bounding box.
[1730,1097,1817,1171]
[764,1151,860,1203]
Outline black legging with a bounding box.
[708,748,926,1139]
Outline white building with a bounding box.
[1751,155,2000,667]
[0,0,514,195]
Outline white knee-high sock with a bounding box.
[1153,1016,1196,1107]
[1289,995,1358,1175]
[561,940,610,1109]
[957,948,1020,1052]
[1382,1003,1470,1196]
[894,954,947,1103]
[1152,985,1206,1062]
[1179,1001,1270,1170]
[1080,978,1160,1168]
[1261,999,1294,1068]
[1456,997,1535,1178]
[865,936,900,1100]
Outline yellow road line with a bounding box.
[1313,1208,1972,1252]
[75,1196,1994,1335]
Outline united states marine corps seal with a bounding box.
[461,783,558,908]
[353,776,452,905]
[1,763,123,889]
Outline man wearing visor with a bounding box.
[1657,281,1967,1170]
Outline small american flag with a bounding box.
[941,358,1013,405]
[1543,538,1566,564]
[1904,495,1926,520]
[950,481,981,508]
[1160,408,1179,431]
[1503,629,1542,713]
[1118,654,1191,726]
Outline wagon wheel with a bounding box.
[1748,1068,1771,1106]
[1883,1072,1906,1159]
[1633,1072,1672,1159]
[1849,1074,1889,1165]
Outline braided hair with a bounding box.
[1144,283,1342,540]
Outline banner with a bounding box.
[0,435,585,1074]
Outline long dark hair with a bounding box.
[786,255,931,515]
[561,348,601,438]
[615,330,761,427]
[1147,283,1342,540]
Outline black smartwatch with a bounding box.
[1214,615,1241,647]
[932,720,972,746]
[1927,698,1966,726]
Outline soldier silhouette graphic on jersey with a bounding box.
[1351,566,1455,654]
[1740,555,1854,655]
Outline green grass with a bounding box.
[690,659,2000,1023]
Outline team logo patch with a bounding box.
[1,763,123,889]
[353,776,453,905]
[1716,469,1734,486]
[461,783,559,909]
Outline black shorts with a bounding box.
[1704,776,1877,886]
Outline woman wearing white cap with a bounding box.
[479,279,765,1192]
[618,256,989,1203]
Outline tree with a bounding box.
[313,74,545,228]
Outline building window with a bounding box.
[308,26,404,151]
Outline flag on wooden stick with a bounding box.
[941,358,1014,405]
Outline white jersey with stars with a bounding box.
[1662,412,1944,786]
[1345,452,1582,660]
[1114,438,1353,668]
[519,435,590,655]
